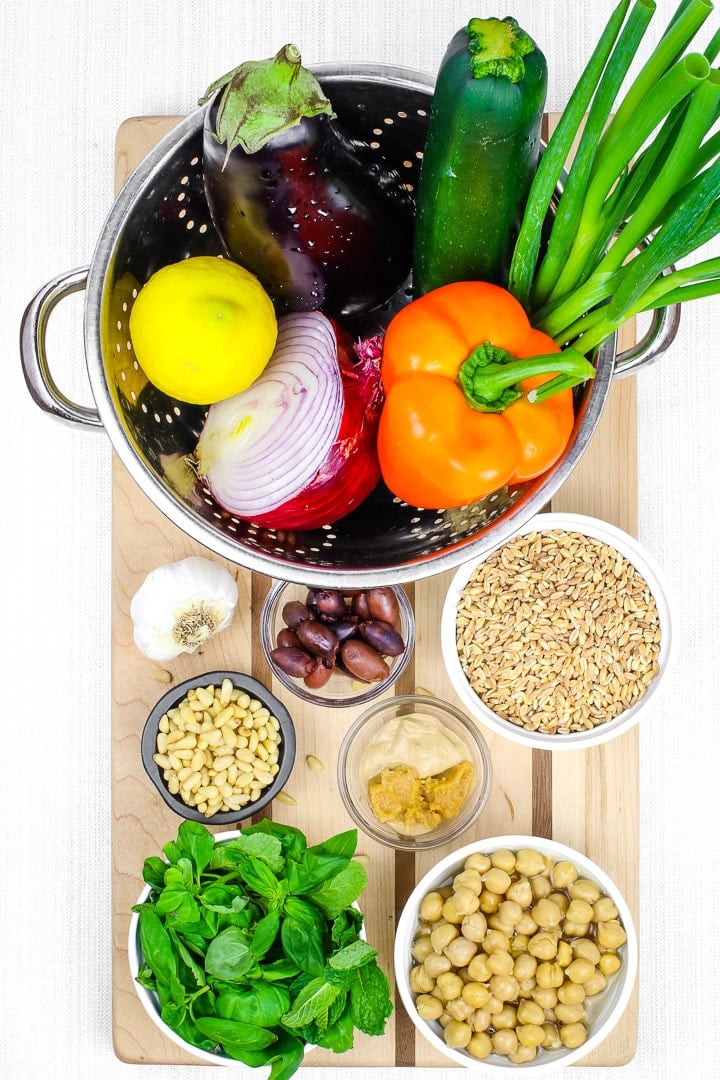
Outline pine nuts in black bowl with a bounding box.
[141,670,296,823]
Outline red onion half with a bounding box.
[195,312,343,519]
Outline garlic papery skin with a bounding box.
[130,556,239,661]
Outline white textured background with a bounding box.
[2,1,718,1078]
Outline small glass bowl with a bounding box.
[140,670,296,825]
[337,694,492,850]
[260,581,415,708]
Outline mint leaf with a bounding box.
[349,960,393,1036]
[308,861,367,919]
[281,977,342,1028]
[328,940,377,971]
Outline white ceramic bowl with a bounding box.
[394,834,638,1073]
[441,512,674,750]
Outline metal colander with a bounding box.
[21,64,679,587]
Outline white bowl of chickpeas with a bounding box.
[394,836,637,1071]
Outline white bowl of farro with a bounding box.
[440,514,673,750]
[394,834,638,1071]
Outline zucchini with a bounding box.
[412,16,547,296]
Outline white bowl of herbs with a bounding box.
[128,820,393,1071]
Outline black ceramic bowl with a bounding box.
[141,670,296,824]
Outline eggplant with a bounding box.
[200,45,414,318]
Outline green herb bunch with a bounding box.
[133,820,393,1079]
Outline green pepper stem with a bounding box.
[458,343,595,413]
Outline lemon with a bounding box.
[129,255,278,404]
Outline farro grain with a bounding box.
[455,530,661,734]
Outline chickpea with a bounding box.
[492,1028,519,1057]
[533,897,563,928]
[542,1022,562,1050]
[483,867,512,894]
[532,985,558,1010]
[510,933,530,957]
[599,952,622,977]
[415,994,444,1021]
[536,961,564,989]
[507,877,533,906]
[515,848,547,876]
[464,852,491,874]
[594,895,619,922]
[517,1023,546,1049]
[517,999,546,1026]
[493,1004,518,1030]
[409,965,435,994]
[557,980,586,1005]
[566,898,595,924]
[530,874,552,900]
[489,974,520,1002]
[467,953,492,982]
[437,1009,452,1028]
[555,1001,587,1025]
[478,889,502,914]
[568,878,601,904]
[471,1008,492,1033]
[583,970,608,997]
[438,884,454,899]
[490,849,517,874]
[443,936,478,968]
[548,891,570,913]
[597,919,627,950]
[560,1022,588,1049]
[419,891,445,923]
[461,911,487,942]
[566,958,597,985]
[411,935,434,963]
[441,897,464,924]
[514,952,537,981]
[453,869,483,894]
[462,981,492,1009]
[528,931,559,961]
[430,922,458,951]
[451,886,480,916]
[556,940,573,967]
[516,913,539,936]
[446,997,475,1022]
[423,952,452,978]
[444,1019,472,1049]
[483,928,510,954]
[573,938,601,965]
[487,950,515,976]
[563,919,590,938]
[551,860,578,889]
[517,977,537,997]
[498,899,523,928]
[487,913,509,933]
[435,971,464,1001]
[486,994,504,1016]
[467,1031,492,1059]
[509,1044,537,1064]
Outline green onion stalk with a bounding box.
[508,0,720,367]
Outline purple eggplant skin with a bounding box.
[202,105,414,318]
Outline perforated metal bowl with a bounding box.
[20,64,679,587]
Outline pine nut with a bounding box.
[275,791,297,806]
[153,669,173,683]
[306,754,324,772]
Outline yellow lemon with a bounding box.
[129,255,278,404]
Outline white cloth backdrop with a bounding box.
[2,1,718,1077]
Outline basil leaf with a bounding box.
[349,959,393,1036]
[199,884,249,915]
[194,1016,276,1051]
[216,983,291,1027]
[243,820,307,862]
[331,907,364,948]
[226,832,285,875]
[328,940,377,971]
[281,977,342,1028]
[169,929,206,988]
[142,856,167,890]
[264,1033,306,1080]
[176,820,215,877]
[138,907,178,988]
[236,855,285,903]
[308,829,357,860]
[250,909,281,959]
[259,957,301,982]
[204,927,256,981]
[306,861,367,919]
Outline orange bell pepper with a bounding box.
[377,281,595,509]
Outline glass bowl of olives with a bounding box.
[259,582,415,708]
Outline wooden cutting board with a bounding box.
[111,116,639,1067]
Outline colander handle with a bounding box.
[20,267,103,429]
[612,300,681,379]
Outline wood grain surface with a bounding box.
[111,116,639,1067]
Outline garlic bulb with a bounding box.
[130,556,239,661]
